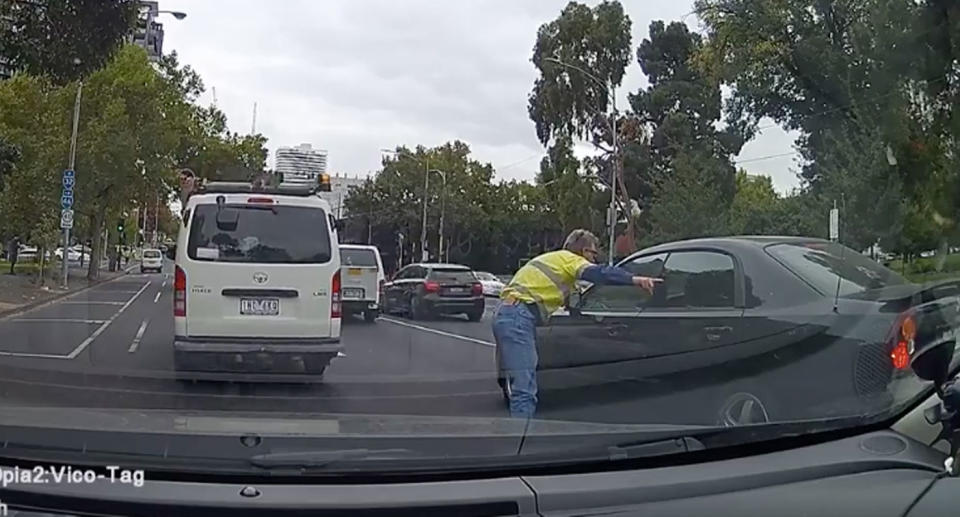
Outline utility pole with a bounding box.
[436,170,446,262]
[61,80,83,289]
[420,160,429,261]
[607,83,618,266]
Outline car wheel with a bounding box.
[466,309,483,322]
[363,309,378,323]
[409,296,427,320]
[140,267,144,274]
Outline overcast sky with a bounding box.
[159,0,801,193]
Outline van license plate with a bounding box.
[240,298,279,315]
[343,288,364,299]
[348,268,363,276]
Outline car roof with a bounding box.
[633,235,830,256]
[340,244,379,251]
[408,262,471,270]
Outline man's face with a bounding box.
[582,246,599,264]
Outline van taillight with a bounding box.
[331,270,341,318]
[174,265,186,317]
[890,313,917,370]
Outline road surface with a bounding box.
[0,259,703,424]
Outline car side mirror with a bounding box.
[912,339,955,389]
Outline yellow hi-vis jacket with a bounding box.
[500,250,591,321]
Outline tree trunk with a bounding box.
[87,209,104,280]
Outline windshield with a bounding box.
[767,242,908,296]
[341,248,378,267]
[187,204,331,263]
[428,268,476,283]
[3,0,960,477]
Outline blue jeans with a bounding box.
[492,303,539,418]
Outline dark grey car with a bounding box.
[383,263,485,321]
[497,237,960,425]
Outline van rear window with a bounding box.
[341,248,378,267]
[188,204,331,263]
[142,250,161,259]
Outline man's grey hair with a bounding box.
[563,229,600,255]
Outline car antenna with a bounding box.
[832,196,844,313]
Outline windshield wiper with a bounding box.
[249,448,413,469]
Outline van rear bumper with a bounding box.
[174,336,341,374]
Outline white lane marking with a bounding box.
[161,278,166,288]
[379,317,495,347]
[12,318,106,324]
[0,273,143,324]
[153,291,162,303]
[61,301,125,305]
[66,281,151,359]
[128,319,149,353]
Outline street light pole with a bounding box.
[544,57,620,265]
[432,170,447,262]
[61,80,83,289]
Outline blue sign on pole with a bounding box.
[62,175,75,189]
[61,191,73,209]
[63,169,75,178]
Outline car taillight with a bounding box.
[331,270,341,318]
[890,313,917,370]
[379,278,385,294]
[424,281,440,293]
[174,265,186,317]
[472,282,483,295]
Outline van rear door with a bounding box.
[183,199,338,338]
[340,247,380,302]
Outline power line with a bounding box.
[734,151,798,165]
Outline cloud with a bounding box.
[160,0,798,190]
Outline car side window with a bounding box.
[656,251,736,308]
[393,267,411,280]
[580,253,668,311]
[409,266,426,279]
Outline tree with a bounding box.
[627,20,744,244]
[0,0,139,83]
[536,137,598,235]
[0,136,20,191]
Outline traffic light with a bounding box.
[117,220,124,233]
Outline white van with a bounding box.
[140,248,163,273]
[173,182,342,376]
[339,244,385,323]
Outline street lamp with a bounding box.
[428,169,447,262]
[544,56,620,266]
[157,10,188,20]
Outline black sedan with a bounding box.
[496,237,960,425]
[382,263,485,321]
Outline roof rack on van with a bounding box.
[197,182,323,197]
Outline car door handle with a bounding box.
[703,326,733,342]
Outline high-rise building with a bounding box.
[275,143,328,185]
[322,173,367,218]
[131,2,166,62]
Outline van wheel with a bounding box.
[363,309,378,323]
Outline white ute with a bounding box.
[173,181,342,377]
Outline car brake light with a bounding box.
[174,265,186,317]
[379,278,385,294]
[331,270,341,318]
[424,281,440,293]
[247,197,274,204]
[472,282,483,295]
[890,313,916,370]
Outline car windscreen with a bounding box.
[766,242,909,296]
[341,248,378,267]
[142,250,161,259]
[429,268,476,283]
[187,204,331,264]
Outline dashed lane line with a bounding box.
[378,316,495,348]
[153,291,162,303]
[128,319,149,353]
[66,281,151,360]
